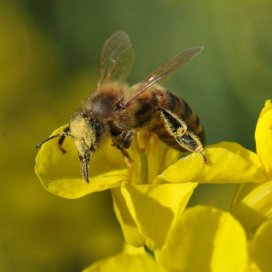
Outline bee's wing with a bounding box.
[97,31,134,87]
[122,46,203,107]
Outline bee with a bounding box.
[36,31,206,183]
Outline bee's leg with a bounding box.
[112,131,134,163]
[118,131,134,149]
[159,108,188,138]
[58,126,70,154]
[58,135,67,154]
[36,126,74,155]
[176,132,207,163]
[159,108,206,163]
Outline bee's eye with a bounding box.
[114,97,125,112]
[114,103,121,111]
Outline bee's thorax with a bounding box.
[81,83,127,120]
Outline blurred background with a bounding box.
[0,0,271,271]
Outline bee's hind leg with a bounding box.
[176,132,207,163]
[159,107,206,163]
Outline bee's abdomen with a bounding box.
[151,90,205,148]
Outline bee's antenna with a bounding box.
[36,134,62,149]
[36,128,74,150]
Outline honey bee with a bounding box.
[36,31,206,182]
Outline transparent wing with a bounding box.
[97,31,134,87]
[122,46,203,107]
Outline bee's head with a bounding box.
[69,112,105,183]
[36,112,105,183]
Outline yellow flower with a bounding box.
[35,122,265,250]
[35,126,197,250]
[83,245,167,272]
[156,205,248,272]
[84,206,272,272]
[232,100,272,232]
[35,125,128,198]
[249,219,272,272]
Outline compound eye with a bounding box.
[114,97,126,112]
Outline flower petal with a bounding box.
[249,220,272,272]
[248,261,262,272]
[142,133,180,184]
[157,142,266,184]
[83,245,166,272]
[127,132,180,184]
[232,180,272,232]
[35,125,127,198]
[255,99,272,175]
[111,188,145,247]
[156,206,248,272]
[113,182,197,250]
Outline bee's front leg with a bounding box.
[111,130,134,163]
[159,108,207,163]
[36,126,72,153]
[58,126,70,154]
[114,131,134,149]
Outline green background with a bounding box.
[0,0,271,271]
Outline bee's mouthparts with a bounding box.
[79,154,90,183]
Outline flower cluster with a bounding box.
[84,205,272,272]
[232,100,272,233]
[35,100,272,271]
